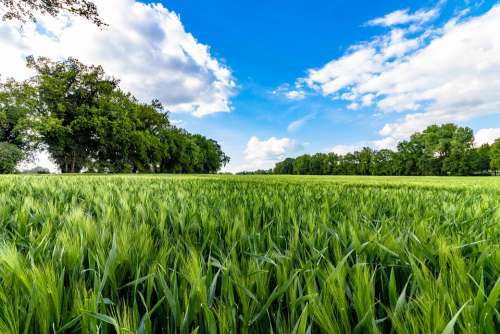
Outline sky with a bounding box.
[1,0,500,172]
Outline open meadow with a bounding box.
[0,175,499,333]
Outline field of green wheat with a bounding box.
[0,175,498,333]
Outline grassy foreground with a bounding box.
[0,175,499,333]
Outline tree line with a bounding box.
[0,57,229,174]
[272,124,500,176]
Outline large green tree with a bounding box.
[402,124,474,176]
[29,56,118,172]
[90,92,169,173]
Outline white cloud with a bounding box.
[170,119,184,126]
[243,136,303,170]
[367,8,438,27]
[287,113,315,132]
[347,102,359,110]
[0,0,235,117]
[285,90,306,100]
[361,93,375,106]
[301,4,500,144]
[287,119,306,133]
[475,128,500,146]
[371,136,399,150]
[330,144,363,155]
[329,136,400,156]
[305,28,424,98]
[273,83,306,100]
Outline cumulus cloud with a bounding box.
[301,4,500,143]
[305,28,424,97]
[0,0,235,117]
[475,128,500,146]
[244,136,303,170]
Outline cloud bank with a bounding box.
[298,4,500,147]
[0,0,235,117]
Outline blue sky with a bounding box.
[159,0,500,171]
[1,0,500,171]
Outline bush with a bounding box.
[0,142,24,173]
[22,166,50,174]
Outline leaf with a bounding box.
[85,311,119,328]
[388,268,397,309]
[202,304,217,334]
[208,269,220,307]
[394,276,411,315]
[441,300,470,334]
[291,304,309,334]
[249,271,299,326]
[157,273,180,326]
[352,311,370,334]
[56,315,82,333]
[119,273,155,290]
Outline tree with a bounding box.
[490,139,500,174]
[397,124,474,176]
[441,126,474,175]
[2,57,231,174]
[470,144,491,174]
[371,149,397,175]
[396,140,421,176]
[270,124,489,177]
[1,0,105,26]
[0,142,23,173]
[29,56,118,172]
[309,153,327,175]
[357,147,373,175]
[293,155,311,175]
[274,158,294,174]
[192,135,230,173]
[339,153,359,175]
[0,79,38,172]
[0,80,38,150]
[87,91,167,173]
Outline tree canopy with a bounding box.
[0,0,104,26]
[0,57,230,174]
[490,139,500,173]
[272,124,500,176]
[0,79,39,172]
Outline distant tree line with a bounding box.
[0,57,229,174]
[273,124,500,176]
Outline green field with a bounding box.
[0,175,499,333]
